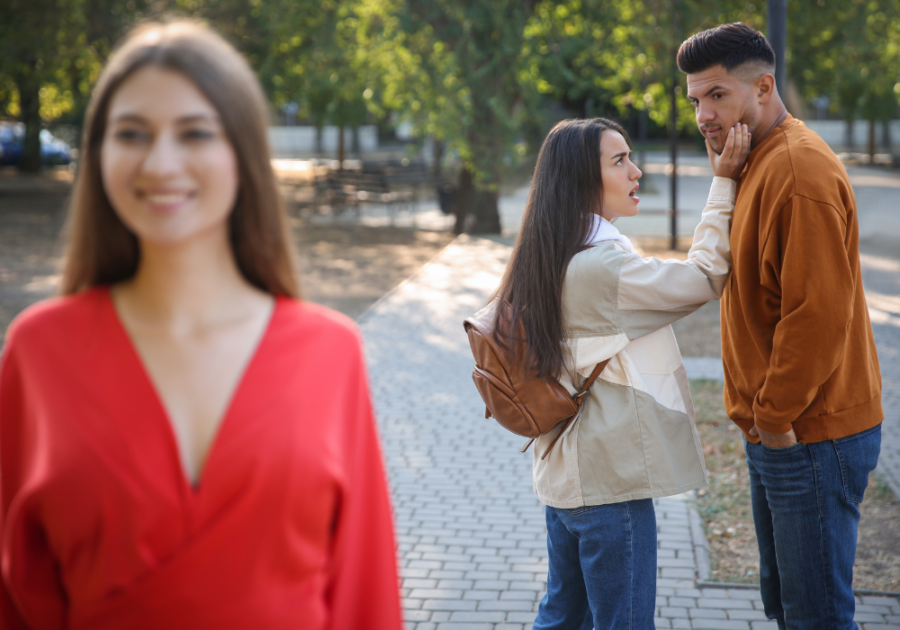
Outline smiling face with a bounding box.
[101,66,239,248]
[598,130,642,220]
[686,64,766,154]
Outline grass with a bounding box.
[689,379,900,591]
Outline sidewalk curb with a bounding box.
[688,500,711,582]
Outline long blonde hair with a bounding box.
[61,20,300,298]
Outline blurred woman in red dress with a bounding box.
[0,21,401,630]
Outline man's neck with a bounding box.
[751,105,789,150]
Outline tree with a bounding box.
[0,0,152,172]
[1,0,86,171]
[789,0,900,154]
[362,0,541,234]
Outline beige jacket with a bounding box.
[533,177,736,509]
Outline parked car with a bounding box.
[0,122,72,166]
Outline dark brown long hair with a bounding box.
[60,19,300,297]
[494,117,630,379]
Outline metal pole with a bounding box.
[669,80,678,251]
[767,0,787,97]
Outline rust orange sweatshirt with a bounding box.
[722,115,883,443]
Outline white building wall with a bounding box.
[803,120,900,149]
[268,125,379,156]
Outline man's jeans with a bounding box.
[533,499,656,630]
[745,424,881,630]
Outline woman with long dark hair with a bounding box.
[495,118,749,629]
[0,21,401,629]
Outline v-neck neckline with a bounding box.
[102,286,280,498]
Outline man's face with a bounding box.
[686,64,760,154]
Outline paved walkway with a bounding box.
[359,235,900,630]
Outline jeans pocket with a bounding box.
[833,424,882,504]
[565,505,602,515]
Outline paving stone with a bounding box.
[688,607,728,619]
[421,599,477,621]
[660,568,696,579]
[447,612,507,623]
[658,606,689,618]
[410,589,464,600]
[726,609,770,621]
[727,590,764,600]
[698,597,754,609]
[857,603,896,615]
[691,620,750,629]
[462,591,501,601]
[857,612,892,623]
[475,600,535,612]
[699,588,731,599]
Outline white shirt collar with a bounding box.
[583,213,634,252]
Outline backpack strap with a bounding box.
[524,357,612,459]
[572,358,610,406]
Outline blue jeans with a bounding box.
[745,424,881,630]
[533,499,657,630]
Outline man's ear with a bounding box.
[755,73,776,104]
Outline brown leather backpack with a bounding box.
[464,298,609,460]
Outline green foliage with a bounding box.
[360,0,541,191]
[789,0,900,122]
[4,0,898,175]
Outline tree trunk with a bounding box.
[15,71,42,173]
[868,119,876,162]
[315,125,323,155]
[452,168,472,235]
[845,118,855,151]
[337,125,345,170]
[882,119,892,152]
[351,126,360,155]
[431,138,444,178]
[452,167,501,235]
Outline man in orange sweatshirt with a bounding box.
[678,23,883,630]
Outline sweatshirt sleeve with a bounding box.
[613,176,736,341]
[327,337,402,630]
[752,196,855,433]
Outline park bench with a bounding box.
[277,159,453,222]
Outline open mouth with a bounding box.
[629,185,640,203]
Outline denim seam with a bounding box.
[810,444,837,626]
[832,441,855,503]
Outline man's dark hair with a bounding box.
[677,23,775,75]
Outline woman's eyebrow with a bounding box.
[109,113,219,125]
[610,151,629,161]
[111,113,149,125]
[176,113,219,124]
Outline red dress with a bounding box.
[0,288,401,630]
